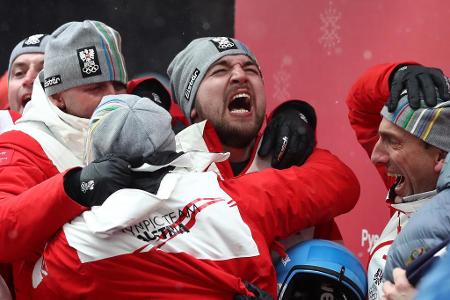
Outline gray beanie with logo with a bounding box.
[167,37,259,123]
[8,34,50,78]
[85,94,175,163]
[43,20,128,96]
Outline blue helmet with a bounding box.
[276,240,367,300]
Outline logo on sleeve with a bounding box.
[44,75,62,88]
[0,149,14,166]
[22,34,46,47]
[77,46,102,78]
[209,37,238,52]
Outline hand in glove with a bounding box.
[258,100,316,169]
[387,65,450,112]
[234,281,273,300]
[64,154,140,207]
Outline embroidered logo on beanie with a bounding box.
[77,47,102,78]
[184,68,200,101]
[22,34,46,47]
[44,75,62,88]
[210,37,238,52]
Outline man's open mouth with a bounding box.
[228,93,251,113]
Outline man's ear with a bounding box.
[190,107,198,122]
[434,150,447,173]
[49,93,66,110]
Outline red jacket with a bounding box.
[32,149,360,299]
[176,120,343,243]
[0,130,85,299]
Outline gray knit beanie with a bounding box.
[43,20,127,96]
[8,34,50,78]
[381,94,450,152]
[85,94,175,163]
[167,37,259,123]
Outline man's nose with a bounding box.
[22,69,39,87]
[371,139,388,165]
[230,65,248,84]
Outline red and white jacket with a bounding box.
[32,148,359,300]
[0,77,87,299]
[175,120,344,250]
[345,62,434,300]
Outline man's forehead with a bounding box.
[11,53,44,67]
[379,118,415,140]
[212,54,255,66]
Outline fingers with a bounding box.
[388,81,404,112]
[382,280,396,299]
[392,268,411,290]
[430,71,450,101]
[417,73,437,107]
[405,77,421,109]
[382,268,416,300]
[258,125,275,158]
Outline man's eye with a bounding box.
[12,70,24,78]
[245,67,259,74]
[211,68,227,75]
[387,138,401,148]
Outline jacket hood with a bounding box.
[16,72,89,163]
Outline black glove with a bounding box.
[64,154,139,207]
[258,100,316,169]
[131,151,182,194]
[234,281,273,300]
[387,65,450,112]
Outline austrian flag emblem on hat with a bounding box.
[77,46,102,78]
[22,34,45,47]
[210,37,238,52]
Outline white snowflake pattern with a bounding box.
[272,56,292,103]
[319,1,342,55]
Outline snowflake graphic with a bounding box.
[272,56,292,103]
[319,1,342,55]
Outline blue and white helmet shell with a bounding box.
[276,239,367,300]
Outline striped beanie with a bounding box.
[84,94,175,164]
[43,20,127,96]
[8,34,50,78]
[167,37,260,123]
[381,94,450,152]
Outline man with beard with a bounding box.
[168,37,344,251]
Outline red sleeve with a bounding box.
[345,62,416,187]
[220,148,360,243]
[0,131,86,261]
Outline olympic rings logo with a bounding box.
[83,64,100,74]
[218,41,234,49]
